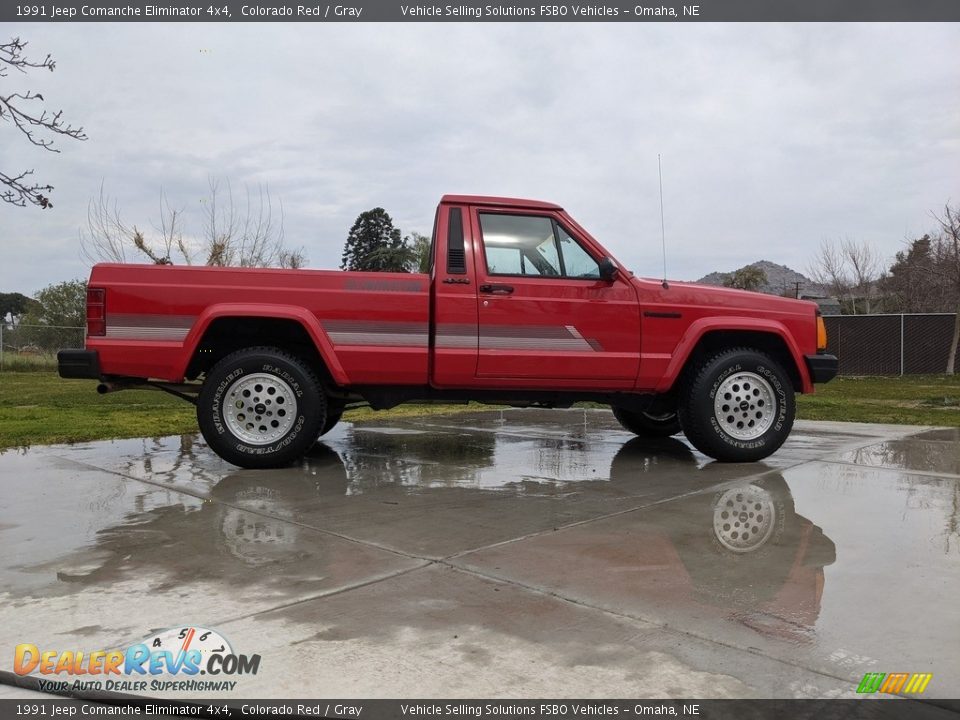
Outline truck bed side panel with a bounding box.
[87,264,430,385]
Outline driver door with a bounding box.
[472,209,640,387]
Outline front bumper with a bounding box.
[804,353,838,384]
[57,349,101,379]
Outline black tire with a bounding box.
[612,405,682,437]
[677,348,795,462]
[318,404,344,437]
[197,347,325,469]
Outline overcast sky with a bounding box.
[1,22,957,295]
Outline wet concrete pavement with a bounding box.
[0,409,958,700]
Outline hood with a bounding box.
[640,278,819,314]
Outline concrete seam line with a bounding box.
[438,562,861,693]
[204,562,437,628]
[817,457,960,481]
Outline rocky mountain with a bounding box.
[696,260,827,297]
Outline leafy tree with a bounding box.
[881,235,941,313]
[408,231,431,274]
[0,291,35,324]
[1,37,87,209]
[879,203,960,374]
[22,279,87,327]
[722,265,767,292]
[340,208,412,272]
[18,279,87,352]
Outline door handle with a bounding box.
[479,284,514,295]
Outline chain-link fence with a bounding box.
[0,324,85,371]
[823,313,960,376]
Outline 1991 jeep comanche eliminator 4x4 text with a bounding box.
[59,195,838,468]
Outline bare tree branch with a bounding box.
[931,203,960,374]
[0,168,54,208]
[1,37,87,209]
[808,237,885,314]
[81,177,305,269]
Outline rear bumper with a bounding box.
[804,353,838,384]
[57,349,101,380]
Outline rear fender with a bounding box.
[175,304,349,385]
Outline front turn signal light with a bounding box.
[816,314,828,351]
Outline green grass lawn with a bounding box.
[0,372,476,449]
[1,371,958,450]
[795,374,960,426]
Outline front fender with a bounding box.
[655,317,813,394]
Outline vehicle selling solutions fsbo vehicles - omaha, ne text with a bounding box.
[58,195,838,468]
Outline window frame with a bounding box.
[477,211,603,282]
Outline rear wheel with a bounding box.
[197,347,324,469]
[612,405,681,438]
[678,348,795,462]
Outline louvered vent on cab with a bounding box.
[447,207,466,274]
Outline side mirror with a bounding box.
[598,257,618,282]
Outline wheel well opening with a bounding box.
[684,330,803,391]
[186,317,332,385]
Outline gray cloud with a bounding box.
[1,22,957,295]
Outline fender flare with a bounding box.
[656,317,812,394]
[175,303,349,385]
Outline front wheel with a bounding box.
[197,347,325,469]
[678,348,795,462]
[318,403,344,437]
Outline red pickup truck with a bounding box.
[58,195,837,468]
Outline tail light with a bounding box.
[816,312,827,351]
[87,287,106,336]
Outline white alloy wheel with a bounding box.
[713,371,777,441]
[223,372,298,446]
[712,486,777,553]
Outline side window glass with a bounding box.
[480,213,559,277]
[557,225,600,278]
[485,246,540,275]
[535,235,561,274]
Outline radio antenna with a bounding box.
[658,153,669,289]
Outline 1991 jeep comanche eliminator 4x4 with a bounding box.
[58,195,837,468]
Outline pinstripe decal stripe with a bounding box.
[321,320,429,348]
[438,323,604,352]
[101,315,605,352]
[104,314,195,341]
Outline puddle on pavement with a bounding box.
[1,409,958,695]
[912,427,960,443]
[835,438,960,476]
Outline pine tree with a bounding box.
[340,208,413,272]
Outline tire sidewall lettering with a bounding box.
[709,363,741,401]
[234,414,306,455]
[211,367,245,436]
[757,364,788,431]
[262,364,303,397]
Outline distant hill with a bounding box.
[696,260,827,297]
